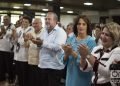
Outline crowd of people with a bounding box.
[0,11,120,86]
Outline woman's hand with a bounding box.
[62,44,74,61]
[78,44,90,59]
[62,44,73,56]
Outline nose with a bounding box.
[101,33,105,39]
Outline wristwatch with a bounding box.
[86,54,91,59]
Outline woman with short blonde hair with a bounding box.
[78,22,120,86]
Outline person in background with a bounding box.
[94,25,102,45]
[62,15,96,86]
[13,16,34,86]
[57,22,66,31]
[66,23,74,36]
[61,23,75,85]
[79,22,120,86]
[27,18,43,86]
[15,14,26,28]
[32,12,67,86]
[15,20,21,28]
[0,15,15,85]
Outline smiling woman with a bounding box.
[101,22,120,48]
[79,22,120,86]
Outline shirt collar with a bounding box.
[96,45,118,53]
[46,24,58,31]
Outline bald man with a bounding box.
[27,18,43,86]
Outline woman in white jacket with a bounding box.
[78,22,120,86]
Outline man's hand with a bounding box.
[24,33,30,42]
[31,38,43,47]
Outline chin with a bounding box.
[45,26,50,29]
[102,42,107,46]
[103,44,111,48]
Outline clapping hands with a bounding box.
[78,44,89,59]
[23,33,33,42]
[62,44,73,56]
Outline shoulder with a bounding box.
[67,35,76,43]
[94,45,103,50]
[16,26,22,31]
[40,27,47,35]
[86,36,96,47]
[87,36,95,42]
[56,26,65,32]
[56,26,67,36]
[113,47,120,53]
[92,45,103,53]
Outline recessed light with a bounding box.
[84,2,93,5]
[46,0,53,1]
[24,3,31,6]
[42,9,49,11]
[21,12,23,14]
[60,6,64,9]
[13,6,21,9]
[67,11,74,14]
[41,13,46,16]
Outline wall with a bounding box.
[60,11,101,28]
[1,9,120,27]
[60,15,76,28]
[82,11,100,23]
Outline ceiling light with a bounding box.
[11,11,23,14]
[24,3,31,6]
[84,2,93,5]
[60,6,64,9]
[67,11,74,14]
[13,6,21,9]
[117,0,120,1]
[21,12,23,14]
[42,9,49,11]
[41,13,46,16]
[46,0,53,1]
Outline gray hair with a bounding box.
[46,12,58,22]
[32,18,42,23]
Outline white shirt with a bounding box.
[38,25,67,70]
[81,45,120,84]
[28,28,43,65]
[0,24,15,52]
[3,24,15,41]
[0,39,11,52]
[14,26,34,62]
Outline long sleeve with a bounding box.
[97,48,120,77]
